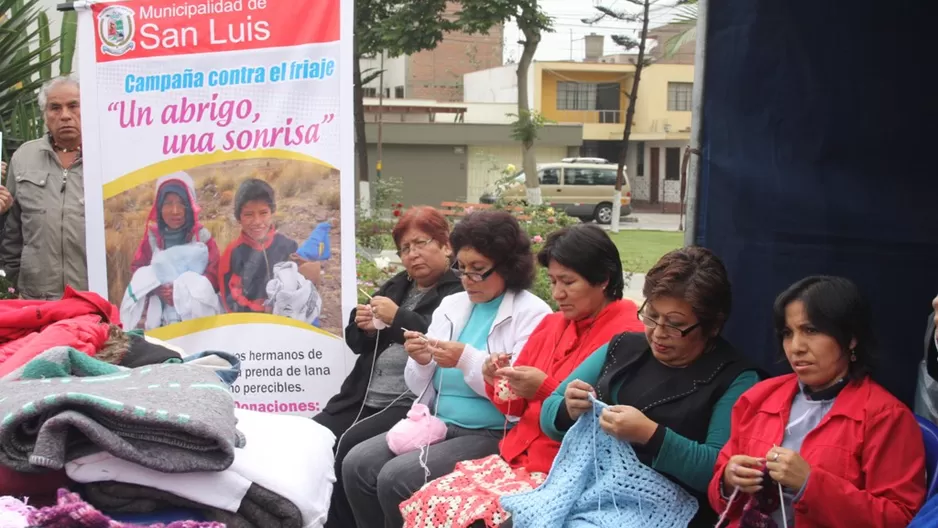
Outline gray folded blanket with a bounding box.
[0,363,245,473]
[81,480,303,528]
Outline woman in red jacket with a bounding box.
[399,224,644,528]
[710,276,926,528]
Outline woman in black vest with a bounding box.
[314,206,463,528]
[540,246,761,527]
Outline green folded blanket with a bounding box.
[0,353,244,473]
[2,346,125,381]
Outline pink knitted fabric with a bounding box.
[400,454,546,528]
[28,489,225,528]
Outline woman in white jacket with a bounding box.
[342,210,552,528]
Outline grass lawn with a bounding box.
[607,230,685,273]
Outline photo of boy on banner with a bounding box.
[108,160,340,335]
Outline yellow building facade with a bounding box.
[531,61,695,209]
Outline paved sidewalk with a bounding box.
[624,272,646,304]
[604,213,684,232]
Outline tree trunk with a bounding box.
[517,21,541,206]
[353,35,371,215]
[610,0,650,233]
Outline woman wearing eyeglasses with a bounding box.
[315,206,464,528]
[342,210,552,528]
[540,246,762,528]
[397,224,645,528]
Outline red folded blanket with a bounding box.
[0,286,120,378]
[0,286,118,343]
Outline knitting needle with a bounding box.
[401,328,430,342]
[358,288,374,300]
[402,328,440,362]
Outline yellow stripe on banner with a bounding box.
[103,149,336,199]
[146,313,339,341]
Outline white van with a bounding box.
[480,162,632,224]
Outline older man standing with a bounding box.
[0,74,86,299]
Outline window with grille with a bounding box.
[394,86,404,98]
[363,87,377,97]
[557,82,598,110]
[667,82,692,111]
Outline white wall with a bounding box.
[463,103,515,124]
[464,65,518,103]
[360,53,407,98]
[466,144,568,202]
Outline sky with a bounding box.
[502,0,684,63]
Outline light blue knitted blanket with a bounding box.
[500,396,698,528]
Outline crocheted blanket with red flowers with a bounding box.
[400,454,546,528]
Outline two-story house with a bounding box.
[464,27,695,212]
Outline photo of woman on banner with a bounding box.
[219,178,323,325]
[119,172,222,330]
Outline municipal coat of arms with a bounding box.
[98,5,136,56]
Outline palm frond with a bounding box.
[0,0,61,142]
[663,3,697,58]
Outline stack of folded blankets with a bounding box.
[0,291,337,528]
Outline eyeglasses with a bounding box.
[453,266,497,283]
[637,300,702,338]
[398,238,434,257]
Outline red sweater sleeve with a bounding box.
[795,404,926,527]
[130,234,152,274]
[204,239,221,291]
[708,394,749,520]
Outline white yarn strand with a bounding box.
[778,481,788,527]
[417,335,445,485]
[714,486,739,528]
[335,327,421,456]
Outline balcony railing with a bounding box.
[552,110,623,124]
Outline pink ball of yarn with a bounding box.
[0,496,34,528]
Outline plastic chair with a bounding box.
[916,415,938,500]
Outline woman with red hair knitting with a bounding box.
[315,206,463,528]
[399,224,644,528]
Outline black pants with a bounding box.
[314,404,410,528]
[469,520,512,527]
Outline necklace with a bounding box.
[52,143,81,153]
[48,134,81,153]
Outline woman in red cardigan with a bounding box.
[709,276,926,528]
[399,224,644,528]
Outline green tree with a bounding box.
[588,0,654,233]
[0,0,77,159]
[355,0,550,207]
[0,0,60,154]
[461,0,552,205]
[353,0,459,207]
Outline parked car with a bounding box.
[479,162,632,224]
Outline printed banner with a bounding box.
[77,0,355,417]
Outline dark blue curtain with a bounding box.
[697,1,938,405]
